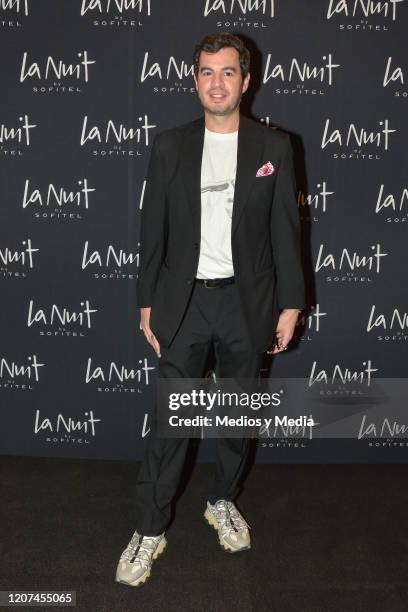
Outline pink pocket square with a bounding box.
[256,161,275,177]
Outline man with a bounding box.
[115,32,305,587]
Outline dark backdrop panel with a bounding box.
[1,0,407,463]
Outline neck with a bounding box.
[204,110,240,133]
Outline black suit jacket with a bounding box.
[136,112,305,353]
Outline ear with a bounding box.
[242,72,250,94]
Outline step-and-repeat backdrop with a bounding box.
[1,0,407,463]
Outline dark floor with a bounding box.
[1,455,407,612]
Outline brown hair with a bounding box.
[192,32,250,80]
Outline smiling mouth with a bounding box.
[209,94,227,101]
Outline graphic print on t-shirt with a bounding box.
[201,179,235,219]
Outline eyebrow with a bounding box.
[199,66,238,72]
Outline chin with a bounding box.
[204,102,233,115]
[206,108,231,117]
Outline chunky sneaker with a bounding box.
[115,530,167,587]
[204,499,251,552]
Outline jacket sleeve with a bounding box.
[136,133,167,308]
[270,134,305,311]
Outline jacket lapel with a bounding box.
[181,113,265,247]
[232,114,265,237]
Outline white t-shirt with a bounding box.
[196,127,238,279]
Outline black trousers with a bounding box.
[134,279,265,536]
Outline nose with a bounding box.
[210,72,224,89]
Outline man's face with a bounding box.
[194,47,250,117]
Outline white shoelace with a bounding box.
[212,500,249,537]
[121,532,162,570]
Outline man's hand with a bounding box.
[268,308,300,355]
[140,307,161,358]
